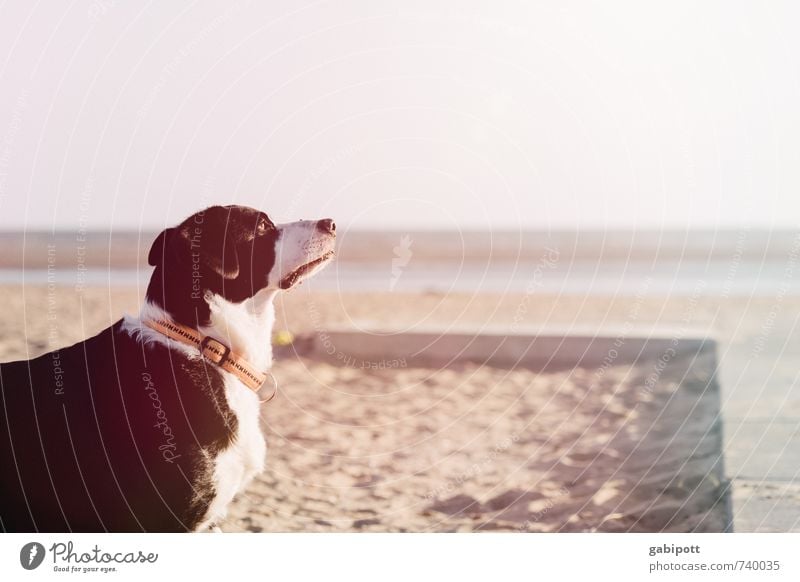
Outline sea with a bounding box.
[2,258,798,297]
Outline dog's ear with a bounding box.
[177,206,240,279]
[147,227,176,267]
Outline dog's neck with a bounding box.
[137,289,278,373]
[200,289,278,372]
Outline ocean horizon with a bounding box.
[0,228,798,266]
[4,257,796,296]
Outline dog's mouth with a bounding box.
[279,251,335,289]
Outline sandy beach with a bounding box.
[221,349,725,532]
[0,285,745,532]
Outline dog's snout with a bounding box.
[316,218,336,234]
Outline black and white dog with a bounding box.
[0,205,335,532]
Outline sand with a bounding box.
[0,286,736,531]
[222,350,726,532]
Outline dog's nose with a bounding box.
[316,218,336,234]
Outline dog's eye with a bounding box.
[257,218,275,235]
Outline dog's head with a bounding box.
[146,205,335,325]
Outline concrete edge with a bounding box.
[306,326,717,370]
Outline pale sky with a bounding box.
[0,1,798,231]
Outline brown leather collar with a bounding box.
[142,318,276,401]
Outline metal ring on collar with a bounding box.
[258,371,278,404]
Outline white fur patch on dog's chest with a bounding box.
[200,376,266,530]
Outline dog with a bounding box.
[0,205,335,532]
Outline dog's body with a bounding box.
[0,206,335,532]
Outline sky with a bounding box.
[0,1,798,232]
